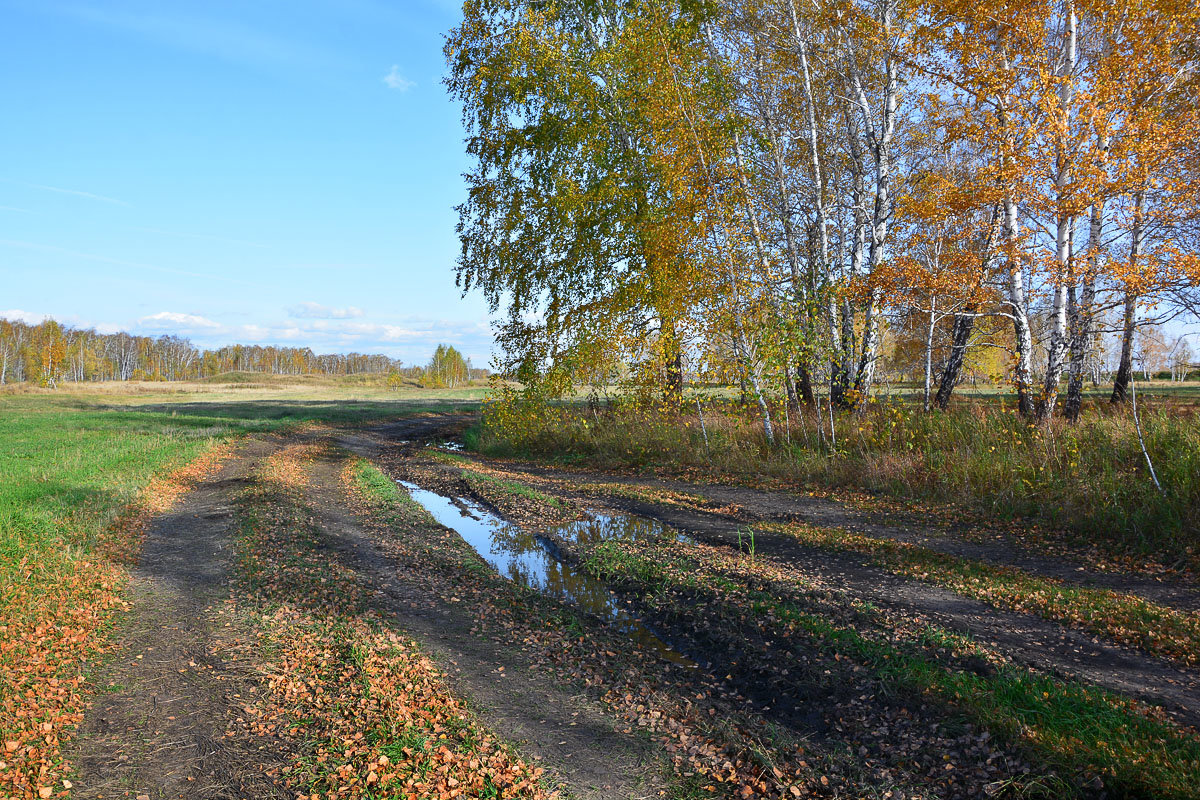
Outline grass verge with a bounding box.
[0,398,241,800]
[766,521,1200,667]
[0,388,463,800]
[474,394,1200,567]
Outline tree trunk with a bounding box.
[1036,5,1076,423]
[935,309,975,409]
[664,348,683,409]
[795,362,816,405]
[783,364,800,412]
[837,297,857,406]
[1065,199,1102,420]
[789,9,845,407]
[1004,195,1035,417]
[922,298,937,411]
[756,54,812,399]
[1111,290,1138,403]
[1111,191,1144,404]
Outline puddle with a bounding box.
[544,514,696,549]
[440,440,464,451]
[398,480,696,666]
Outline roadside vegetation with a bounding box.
[765,520,1200,666]
[429,442,1200,667]
[0,396,237,799]
[580,536,1200,800]
[345,455,844,799]
[401,444,1200,799]
[5,377,1199,799]
[473,390,1200,568]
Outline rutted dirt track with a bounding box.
[67,418,666,800]
[66,438,291,799]
[296,440,666,800]
[64,412,1200,799]
[405,451,1200,726]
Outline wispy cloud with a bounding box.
[25,182,130,206]
[0,205,32,213]
[0,239,258,286]
[383,65,415,92]
[1,309,51,325]
[287,302,365,320]
[8,306,494,367]
[138,311,222,330]
[0,309,122,332]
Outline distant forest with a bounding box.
[0,317,486,387]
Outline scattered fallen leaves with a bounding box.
[229,444,551,799]
[0,443,233,800]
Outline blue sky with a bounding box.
[0,0,494,367]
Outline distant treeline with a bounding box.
[0,317,459,386]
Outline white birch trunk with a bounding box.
[923,296,937,412]
[1038,3,1077,421]
[846,0,897,403]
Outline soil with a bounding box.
[310,432,668,799]
[482,461,1200,612]
[67,418,666,800]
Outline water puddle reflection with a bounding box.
[398,480,696,666]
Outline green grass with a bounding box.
[0,387,478,581]
[428,449,471,464]
[0,396,236,585]
[588,539,670,586]
[349,456,408,504]
[460,469,566,509]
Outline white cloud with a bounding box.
[138,311,222,330]
[3,305,495,368]
[382,65,415,92]
[1,309,50,325]
[287,302,365,320]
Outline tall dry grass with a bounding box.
[473,392,1200,566]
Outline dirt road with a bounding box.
[62,413,1200,799]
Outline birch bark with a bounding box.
[1037,3,1077,422]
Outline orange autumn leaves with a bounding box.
[252,609,550,800]
[0,444,233,800]
[233,445,551,800]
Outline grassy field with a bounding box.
[0,376,483,580]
